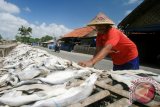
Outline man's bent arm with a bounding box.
[93,46,102,57]
[90,44,112,65]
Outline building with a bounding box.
[60,26,97,53]
[118,0,160,64]
[42,39,56,49]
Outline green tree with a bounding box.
[15,35,21,42]
[35,38,40,42]
[18,26,32,43]
[40,35,53,42]
[29,38,35,43]
[0,34,3,41]
[29,38,40,43]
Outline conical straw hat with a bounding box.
[87,12,115,26]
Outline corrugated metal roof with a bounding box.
[63,26,96,38]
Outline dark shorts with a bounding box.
[113,57,139,71]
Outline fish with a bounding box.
[13,79,41,87]
[110,73,141,87]
[108,69,158,76]
[3,59,35,70]
[32,73,98,107]
[43,57,69,70]
[1,90,22,98]
[38,69,91,84]
[152,75,160,83]
[71,62,103,74]
[109,70,160,86]
[0,92,45,106]
[0,85,67,106]
[0,74,10,87]
[16,64,50,81]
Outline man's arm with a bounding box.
[78,44,112,67]
[93,46,102,57]
[90,44,112,65]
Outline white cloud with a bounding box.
[124,0,143,5]
[0,0,20,14]
[0,12,72,40]
[0,0,72,40]
[124,10,132,16]
[128,0,139,4]
[29,23,72,39]
[24,7,31,12]
[0,12,28,39]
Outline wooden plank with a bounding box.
[96,82,160,107]
[113,84,123,90]
[68,90,110,107]
[107,98,139,107]
[95,81,129,98]
[107,98,138,107]
[98,78,112,85]
[146,100,160,107]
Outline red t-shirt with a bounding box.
[96,27,138,65]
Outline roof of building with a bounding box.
[42,39,55,44]
[62,26,96,38]
[118,0,160,32]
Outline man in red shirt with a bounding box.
[78,12,139,70]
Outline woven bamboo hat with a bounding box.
[87,12,115,26]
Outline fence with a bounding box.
[73,45,96,55]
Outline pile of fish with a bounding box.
[0,44,102,107]
[0,44,160,107]
[109,70,160,87]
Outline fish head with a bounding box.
[76,69,91,77]
[81,73,98,86]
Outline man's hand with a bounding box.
[78,60,94,67]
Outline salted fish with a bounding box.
[0,92,45,106]
[0,85,67,106]
[110,73,141,87]
[3,59,35,70]
[71,62,103,73]
[152,75,160,83]
[0,74,10,87]
[32,73,97,107]
[38,69,91,84]
[12,79,41,87]
[17,64,50,81]
[43,57,70,70]
[1,90,22,98]
[109,70,160,85]
[108,69,158,76]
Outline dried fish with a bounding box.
[38,69,91,84]
[32,73,97,107]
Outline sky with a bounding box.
[0,0,143,40]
